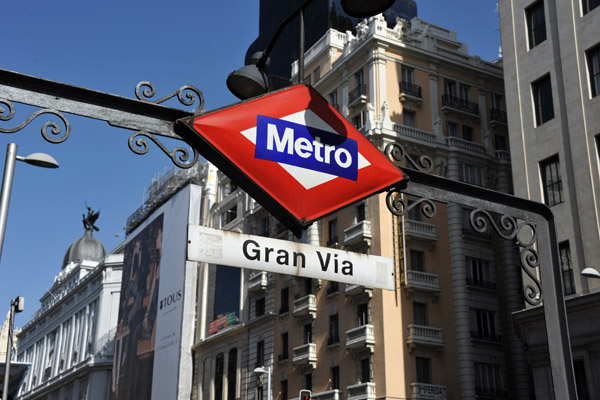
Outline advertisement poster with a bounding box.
[112,184,201,400]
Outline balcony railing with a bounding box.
[312,389,342,400]
[345,324,375,351]
[442,94,479,116]
[343,220,371,249]
[293,294,317,319]
[347,382,376,400]
[292,343,317,367]
[466,277,496,291]
[445,137,486,154]
[405,220,437,241]
[406,324,444,352]
[400,81,423,98]
[344,284,373,299]
[405,270,441,297]
[393,124,437,143]
[348,84,367,105]
[409,383,447,400]
[248,271,268,293]
[490,108,508,125]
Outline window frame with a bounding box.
[559,241,575,295]
[532,74,555,126]
[586,43,600,98]
[526,1,547,49]
[540,155,564,206]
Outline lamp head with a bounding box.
[253,367,267,374]
[227,52,270,100]
[341,0,397,18]
[17,152,59,169]
[581,267,600,279]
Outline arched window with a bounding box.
[215,353,224,400]
[227,348,238,400]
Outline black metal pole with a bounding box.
[299,7,305,83]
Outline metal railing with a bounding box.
[442,94,479,115]
[400,81,422,98]
[348,84,367,104]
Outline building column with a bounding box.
[428,65,444,143]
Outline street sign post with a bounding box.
[187,225,394,290]
[175,84,408,236]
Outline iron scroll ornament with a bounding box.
[0,98,71,143]
[128,131,199,169]
[135,81,204,111]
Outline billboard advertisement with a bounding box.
[113,184,201,400]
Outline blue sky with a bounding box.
[1,0,500,325]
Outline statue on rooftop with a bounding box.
[83,203,100,232]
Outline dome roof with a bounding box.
[62,230,106,269]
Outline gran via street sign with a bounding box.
[175,84,408,236]
[187,225,394,290]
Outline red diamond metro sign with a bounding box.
[175,84,408,236]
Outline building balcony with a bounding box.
[404,270,441,299]
[470,330,503,343]
[345,324,375,352]
[293,294,317,319]
[292,343,317,368]
[313,389,342,400]
[466,277,497,291]
[343,220,372,251]
[248,271,268,293]
[489,108,507,128]
[348,84,367,107]
[445,137,486,154]
[441,94,479,118]
[406,324,444,353]
[347,382,376,400]
[344,284,373,300]
[409,383,447,400]
[405,220,437,242]
[393,124,437,144]
[399,81,423,109]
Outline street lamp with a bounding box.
[582,267,600,279]
[227,0,397,100]
[2,296,24,400]
[0,143,59,261]
[253,366,271,400]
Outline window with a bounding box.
[526,1,547,49]
[473,309,498,341]
[303,323,313,344]
[444,79,457,97]
[462,125,473,141]
[351,111,365,129]
[467,258,496,289]
[492,93,504,111]
[357,302,369,326]
[259,217,270,237]
[328,219,338,246]
[460,84,471,101]
[495,134,508,151]
[280,287,289,314]
[416,357,431,383]
[413,302,428,325]
[328,314,339,345]
[447,121,460,137]
[475,363,504,396]
[281,332,289,360]
[331,366,340,390]
[255,297,265,317]
[407,200,422,221]
[402,66,414,84]
[215,353,225,400]
[404,110,416,127]
[256,341,264,367]
[587,44,600,97]
[532,74,554,125]
[360,357,371,383]
[327,281,339,295]
[304,278,313,296]
[410,250,425,272]
[329,91,338,109]
[223,205,237,225]
[582,0,600,14]
[460,163,484,186]
[356,203,366,222]
[559,242,575,295]
[227,349,238,400]
[573,360,591,399]
[304,373,313,391]
[540,155,563,206]
[281,380,288,400]
[355,70,364,86]
[313,66,321,83]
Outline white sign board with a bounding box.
[187,225,394,290]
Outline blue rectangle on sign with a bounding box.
[255,115,358,181]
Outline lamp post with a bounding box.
[226,0,397,100]
[0,143,59,262]
[2,296,24,400]
[253,366,271,400]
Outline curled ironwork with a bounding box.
[386,190,436,218]
[469,209,542,306]
[128,131,199,169]
[384,142,434,173]
[135,81,204,111]
[0,99,71,143]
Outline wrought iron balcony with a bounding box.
[348,84,367,106]
[293,294,317,319]
[441,94,479,117]
[345,324,375,352]
[292,343,317,368]
[409,383,447,400]
[405,220,437,241]
[248,271,268,293]
[399,82,423,108]
[344,284,373,300]
[343,220,372,250]
[406,324,444,353]
[312,389,342,400]
[404,270,441,298]
[347,382,376,400]
[489,108,508,127]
